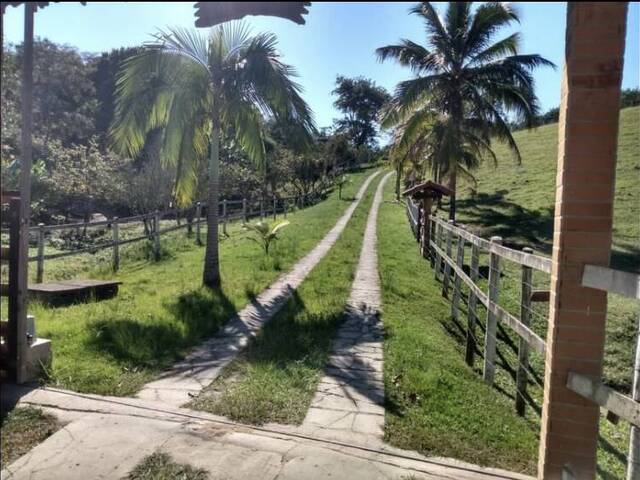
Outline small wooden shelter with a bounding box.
[402,181,452,259]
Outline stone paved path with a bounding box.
[1,385,533,480]
[302,171,393,443]
[137,171,381,407]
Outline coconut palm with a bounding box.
[377,2,553,219]
[111,24,315,288]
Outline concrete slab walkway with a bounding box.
[1,385,533,480]
[302,171,392,444]
[137,171,381,407]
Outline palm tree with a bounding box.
[111,24,315,288]
[377,2,553,220]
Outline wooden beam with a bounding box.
[582,264,640,299]
[567,372,640,428]
[530,290,550,302]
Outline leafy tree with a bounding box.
[89,47,141,144]
[620,88,640,108]
[332,76,390,149]
[378,2,553,219]
[111,24,315,288]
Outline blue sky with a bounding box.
[3,2,639,129]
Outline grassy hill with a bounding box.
[453,106,638,395]
[456,106,639,272]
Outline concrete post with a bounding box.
[538,4,628,479]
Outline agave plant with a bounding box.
[243,220,290,255]
[111,23,315,288]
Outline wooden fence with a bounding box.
[406,198,640,479]
[1,192,317,283]
[0,192,22,382]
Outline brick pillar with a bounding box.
[538,3,628,479]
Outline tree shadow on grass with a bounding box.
[456,191,640,272]
[86,288,236,369]
[455,191,554,252]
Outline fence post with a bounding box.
[483,236,502,385]
[434,220,442,281]
[465,242,480,367]
[153,211,161,260]
[515,247,533,416]
[222,199,228,236]
[284,198,288,219]
[452,234,465,321]
[195,202,202,246]
[260,198,264,219]
[242,198,247,223]
[112,217,120,272]
[273,195,277,221]
[36,223,44,283]
[429,216,436,268]
[628,315,640,480]
[442,220,454,298]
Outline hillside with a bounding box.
[454,106,639,397]
[456,106,640,272]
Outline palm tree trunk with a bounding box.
[203,109,221,289]
[448,168,457,221]
[395,163,401,201]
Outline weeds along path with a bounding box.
[301,171,393,443]
[136,171,381,407]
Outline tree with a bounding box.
[332,76,389,149]
[90,46,141,144]
[378,2,553,219]
[111,24,314,288]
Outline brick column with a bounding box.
[538,3,628,479]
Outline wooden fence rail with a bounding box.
[4,193,320,283]
[407,199,640,479]
[571,265,640,480]
[406,198,550,417]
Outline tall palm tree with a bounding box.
[377,2,553,220]
[111,24,315,288]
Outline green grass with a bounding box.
[413,109,639,478]
[456,106,639,271]
[24,169,375,396]
[0,407,60,469]
[188,172,382,424]
[452,107,638,393]
[378,179,539,475]
[125,452,208,480]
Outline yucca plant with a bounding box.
[378,2,553,219]
[111,24,315,288]
[243,220,290,255]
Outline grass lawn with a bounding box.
[450,105,637,393]
[0,407,60,469]
[377,179,539,475]
[188,171,383,424]
[126,452,208,480]
[22,169,375,396]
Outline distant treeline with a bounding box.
[511,88,639,131]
